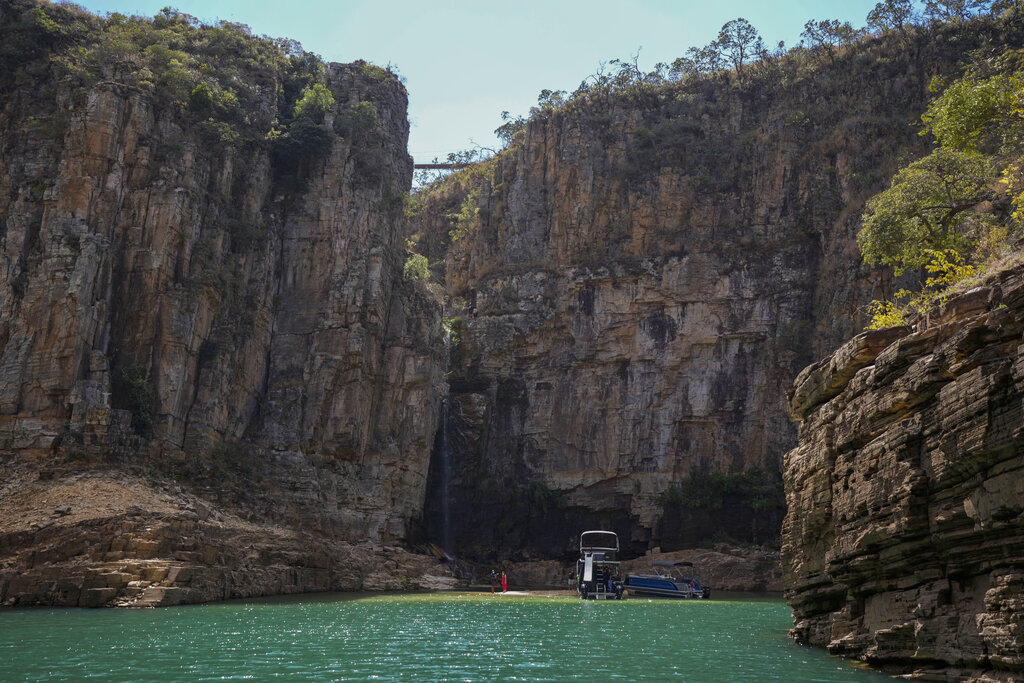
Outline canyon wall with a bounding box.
[782,265,1024,681]
[0,57,444,541]
[3,1,1023,618]
[0,2,449,605]
[412,21,1018,561]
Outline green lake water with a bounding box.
[0,591,888,682]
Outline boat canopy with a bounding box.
[580,530,619,552]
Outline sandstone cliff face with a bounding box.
[412,25,1011,561]
[0,3,449,605]
[782,265,1024,680]
[0,59,444,543]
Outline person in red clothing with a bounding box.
[501,571,507,592]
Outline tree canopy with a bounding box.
[293,83,335,123]
[801,19,862,59]
[717,18,762,77]
[858,41,1024,326]
[867,0,916,33]
[859,148,997,272]
[924,0,990,22]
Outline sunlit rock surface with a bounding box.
[0,462,456,607]
[782,266,1024,681]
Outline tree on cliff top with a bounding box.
[859,148,997,273]
[801,19,862,61]
[866,0,917,33]
[860,43,1024,326]
[860,51,1023,275]
[924,0,992,22]
[717,18,762,80]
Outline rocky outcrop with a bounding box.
[414,20,1020,561]
[0,461,457,607]
[782,265,1024,680]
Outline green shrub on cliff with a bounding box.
[0,3,91,91]
[271,117,330,172]
[403,253,430,281]
[865,297,910,329]
[660,468,785,512]
[2,1,334,157]
[865,249,978,328]
[860,43,1024,327]
[188,81,240,121]
[58,9,290,114]
[448,188,481,242]
[334,101,378,137]
[292,83,335,123]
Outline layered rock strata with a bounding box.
[782,266,1024,680]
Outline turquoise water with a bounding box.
[0,592,887,682]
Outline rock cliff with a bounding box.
[782,264,1024,681]
[0,2,448,606]
[5,0,1024,616]
[411,19,1019,561]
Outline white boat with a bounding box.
[575,530,625,600]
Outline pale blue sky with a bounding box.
[73,0,907,162]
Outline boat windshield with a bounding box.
[580,531,619,552]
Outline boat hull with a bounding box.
[624,586,705,599]
[623,575,707,599]
[624,585,694,598]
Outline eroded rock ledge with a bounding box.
[0,461,457,608]
[782,265,1024,681]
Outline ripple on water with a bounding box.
[0,593,889,682]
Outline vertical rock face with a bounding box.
[782,267,1024,680]
[412,25,1009,560]
[0,56,445,543]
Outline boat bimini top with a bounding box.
[579,530,619,561]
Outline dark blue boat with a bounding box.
[624,561,710,599]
